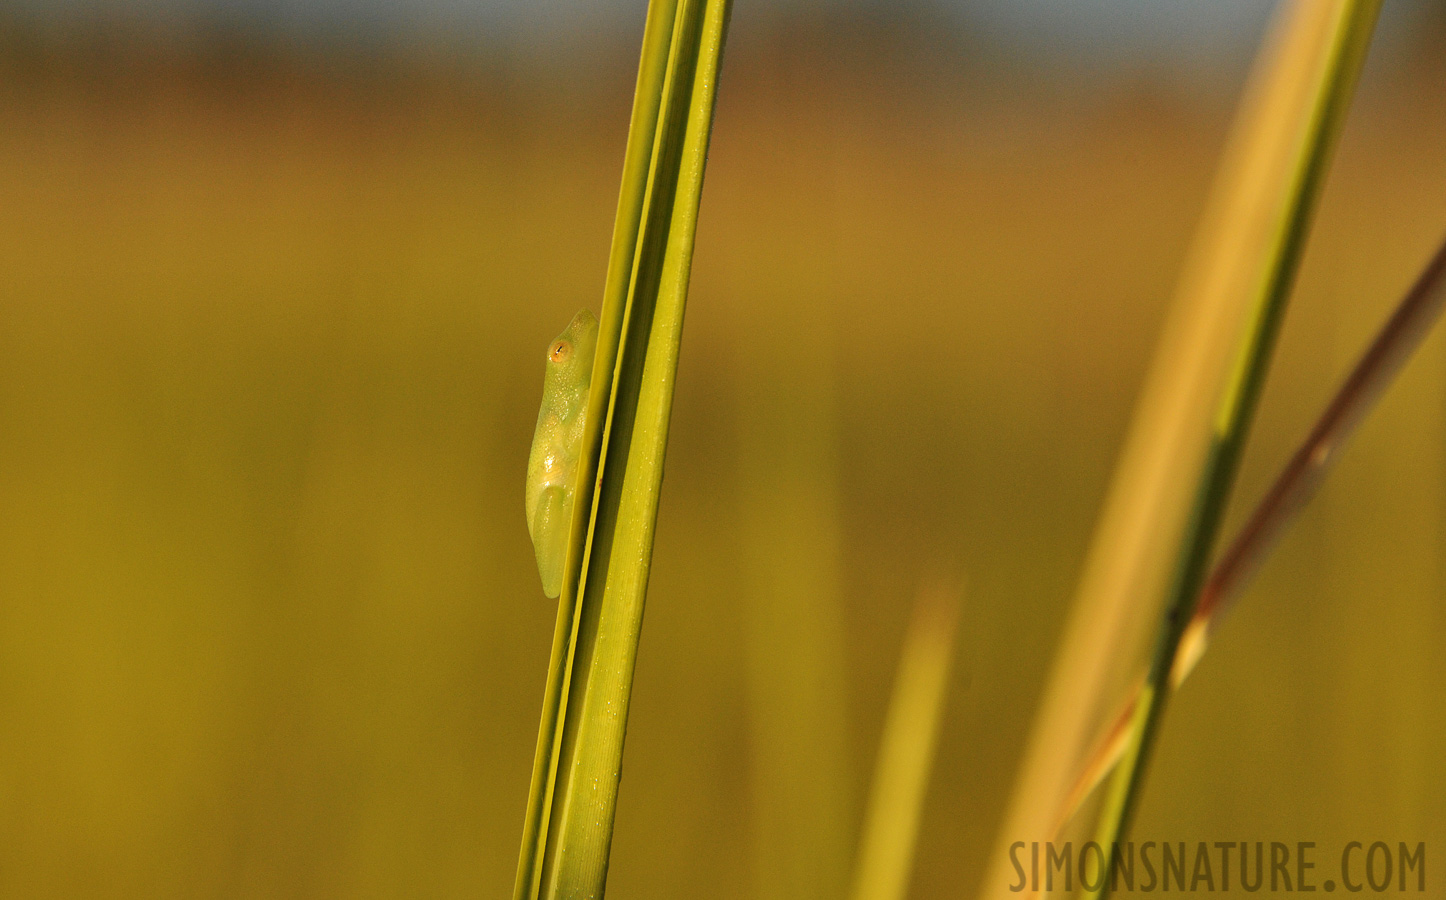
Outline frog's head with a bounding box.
[545,308,599,386]
[543,309,598,408]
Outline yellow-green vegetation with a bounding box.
[0,15,1444,899]
[851,577,963,900]
[982,4,1386,897]
[514,1,732,897]
[1099,2,1381,890]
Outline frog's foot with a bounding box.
[530,484,572,599]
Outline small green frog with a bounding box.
[525,309,599,598]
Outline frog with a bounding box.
[525,309,599,598]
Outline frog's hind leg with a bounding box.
[530,485,572,599]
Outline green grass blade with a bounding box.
[1091,5,1380,884]
[850,576,963,900]
[1055,234,1446,836]
[512,2,732,899]
[1180,233,1446,668]
[512,7,678,894]
[976,3,1379,897]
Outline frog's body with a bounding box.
[525,309,599,598]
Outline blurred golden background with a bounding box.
[1,2,1444,897]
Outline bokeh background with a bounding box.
[1,1,1445,897]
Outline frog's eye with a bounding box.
[549,339,573,363]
